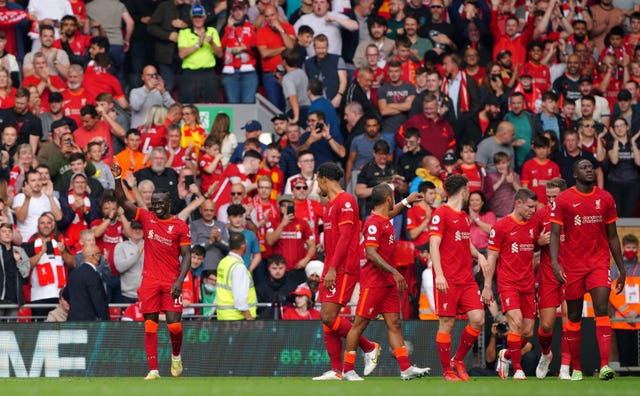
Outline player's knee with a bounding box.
[144,320,159,333]
[167,322,182,334]
[320,311,337,327]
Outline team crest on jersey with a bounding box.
[168,225,174,234]
[595,199,601,210]
[529,228,534,239]
[443,303,448,311]
[432,215,440,224]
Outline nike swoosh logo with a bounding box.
[510,232,517,235]
[573,203,581,207]
[453,220,459,223]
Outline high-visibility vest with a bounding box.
[216,255,257,321]
[418,293,438,320]
[609,276,640,330]
[582,293,595,318]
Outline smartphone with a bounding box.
[287,204,294,216]
[315,122,325,133]
[185,175,194,186]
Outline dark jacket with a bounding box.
[64,262,109,321]
[0,245,29,305]
[147,1,192,65]
[134,167,186,214]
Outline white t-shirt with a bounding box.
[294,12,348,57]
[13,193,60,241]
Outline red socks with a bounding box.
[561,323,571,365]
[167,322,183,357]
[393,346,411,371]
[453,325,481,362]
[595,316,611,368]
[566,320,582,371]
[436,332,452,372]
[343,351,356,373]
[538,327,553,355]
[330,317,376,353]
[144,320,159,371]
[507,332,523,371]
[323,324,343,372]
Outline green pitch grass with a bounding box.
[2,376,639,396]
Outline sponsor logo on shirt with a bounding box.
[574,215,602,226]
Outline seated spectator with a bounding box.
[199,269,217,319]
[282,283,320,320]
[177,3,222,104]
[284,151,321,200]
[45,288,69,322]
[483,152,520,219]
[129,65,175,129]
[114,221,144,305]
[229,120,266,164]
[456,141,485,193]
[87,141,115,190]
[409,155,444,200]
[256,254,298,319]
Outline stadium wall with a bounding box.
[0,320,599,378]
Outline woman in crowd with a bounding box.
[209,113,237,167]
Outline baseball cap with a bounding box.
[443,152,457,165]
[51,118,71,132]
[70,172,87,182]
[618,89,632,101]
[305,260,324,278]
[290,176,306,190]
[231,0,248,9]
[271,114,288,122]
[130,221,143,230]
[49,92,63,103]
[277,194,294,205]
[579,76,592,84]
[242,120,262,132]
[290,284,313,298]
[190,3,206,17]
[497,49,512,59]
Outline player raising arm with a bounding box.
[429,175,487,381]
[112,161,192,380]
[550,159,626,381]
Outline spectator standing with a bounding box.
[0,222,29,320]
[304,34,347,109]
[177,3,223,104]
[604,118,640,217]
[293,0,358,57]
[13,169,62,241]
[281,48,310,126]
[23,25,70,79]
[64,244,109,321]
[221,1,259,104]
[0,88,42,153]
[216,232,258,320]
[190,200,230,271]
[475,121,515,172]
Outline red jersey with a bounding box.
[139,124,167,153]
[293,198,324,242]
[165,145,188,173]
[73,120,114,165]
[0,87,16,109]
[135,207,191,283]
[282,305,320,320]
[251,195,280,258]
[53,35,91,56]
[270,218,314,271]
[122,301,144,321]
[362,212,396,288]
[211,163,252,206]
[458,163,483,192]
[531,205,564,284]
[198,153,223,193]
[22,74,65,113]
[89,218,124,275]
[69,0,87,20]
[520,158,561,205]
[550,186,617,271]
[323,191,361,275]
[406,204,432,248]
[428,205,475,285]
[83,66,125,101]
[255,23,295,72]
[488,215,536,292]
[519,62,551,91]
[62,88,92,126]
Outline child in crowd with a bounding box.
[456,141,485,193]
[87,141,115,190]
[483,152,520,218]
[196,136,224,194]
[520,135,560,206]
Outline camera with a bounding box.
[151,73,158,79]
[495,322,509,334]
[315,122,325,133]
[63,137,72,145]
[491,74,501,82]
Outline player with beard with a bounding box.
[312,162,380,380]
[112,162,191,381]
[550,159,626,380]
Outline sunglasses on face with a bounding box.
[295,186,308,190]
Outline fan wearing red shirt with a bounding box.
[531,177,568,379]
[62,65,93,127]
[211,150,261,206]
[550,159,626,381]
[282,284,320,320]
[74,104,124,166]
[456,142,484,193]
[22,53,65,113]
[482,188,538,381]
[312,162,379,381]
[83,53,128,110]
[521,135,561,206]
[256,143,285,201]
[519,41,551,92]
[341,184,429,381]
[54,15,91,59]
[197,136,224,194]
[429,175,486,381]
[406,181,436,250]
[112,162,192,381]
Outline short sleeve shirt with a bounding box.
[428,205,475,285]
[488,215,536,292]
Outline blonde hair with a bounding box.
[142,105,167,129]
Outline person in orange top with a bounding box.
[115,129,146,179]
[256,143,284,200]
[180,104,206,152]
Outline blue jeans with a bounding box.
[109,45,126,87]
[262,72,285,111]
[222,71,258,103]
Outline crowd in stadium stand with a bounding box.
[0,0,639,370]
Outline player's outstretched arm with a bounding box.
[389,192,424,219]
[111,162,138,220]
[549,222,566,283]
[607,222,626,294]
[365,245,407,291]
